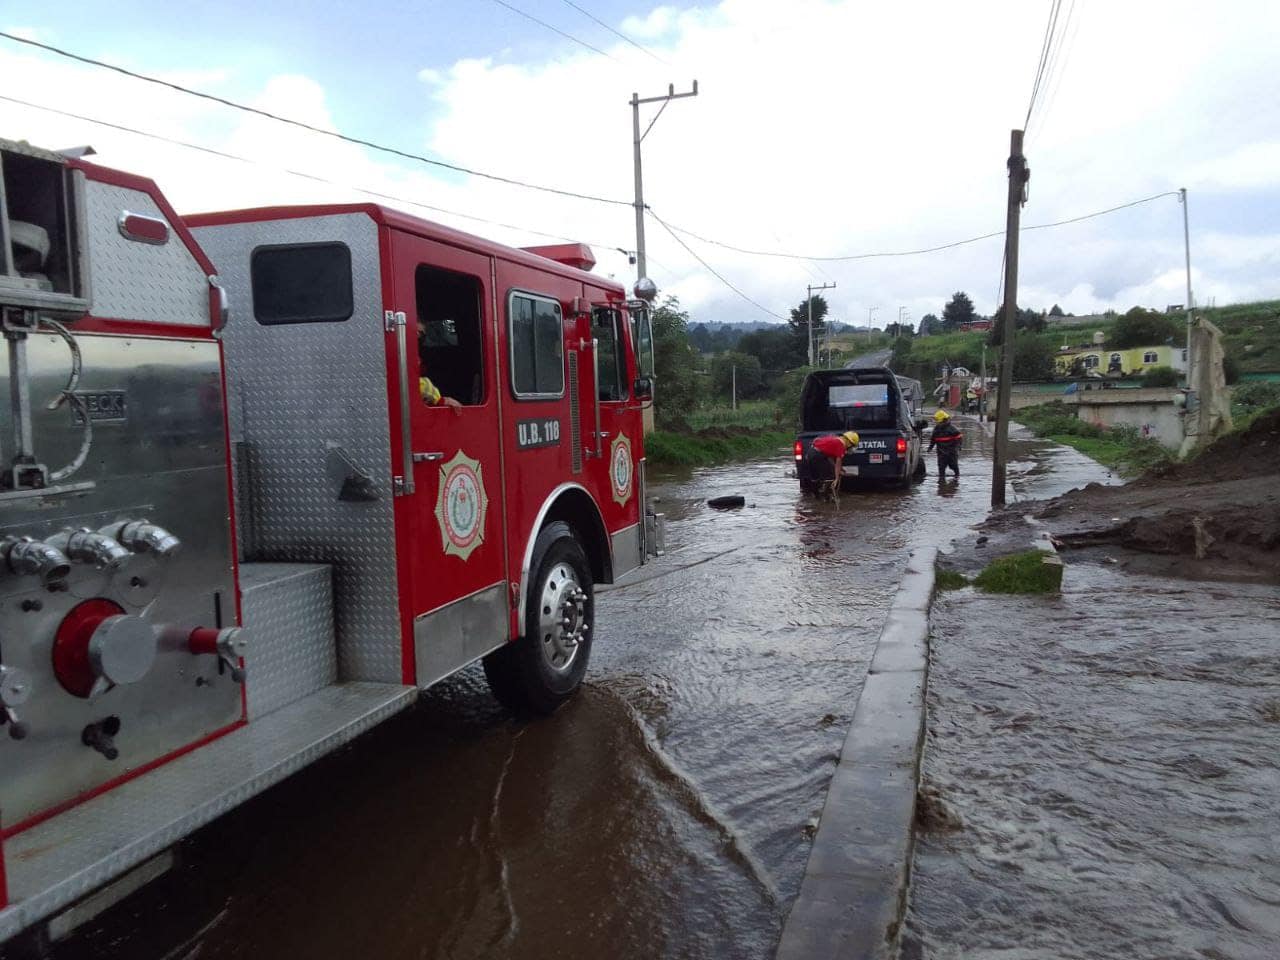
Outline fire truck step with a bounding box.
[0,681,416,943]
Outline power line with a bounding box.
[646,209,784,320]
[0,30,631,208]
[0,94,631,254]
[488,0,617,60]
[1027,0,1080,148]
[559,0,671,64]
[1024,0,1064,133]
[650,191,1182,263]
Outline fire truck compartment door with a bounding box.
[388,233,508,687]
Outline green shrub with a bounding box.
[1141,365,1180,387]
[935,568,969,591]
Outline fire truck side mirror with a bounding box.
[634,376,654,401]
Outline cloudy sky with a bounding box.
[3,1,1278,327]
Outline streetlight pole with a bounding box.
[1179,187,1193,384]
[867,306,878,335]
[631,82,698,284]
[807,282,836,367]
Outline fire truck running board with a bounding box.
[0,681,417,943]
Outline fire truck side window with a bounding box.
[415,264,485,405]
[592,307,627,401]
[509,292,565,399]
[250,242,353,324]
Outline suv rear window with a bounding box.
[829,384,888,407]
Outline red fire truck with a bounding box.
[0,136,662,943]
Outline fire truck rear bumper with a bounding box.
[0,680,416,943]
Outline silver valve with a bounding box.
[2,536,72,588]
[50,528,131,571]
[188,627,247,683]
[0,664,32,740]
[106,520,181,560]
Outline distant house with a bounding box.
[959,319,992,332]
[1053,343,1187,377]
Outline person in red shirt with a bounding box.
[809,430,860,500]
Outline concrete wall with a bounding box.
[1067,388,1184,449]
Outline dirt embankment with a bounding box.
[1029,409,1280,580]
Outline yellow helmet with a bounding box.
[841,431,860,447]
[934,410,951,422]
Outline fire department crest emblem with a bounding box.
[434,450,488,561]
[609,433,633,505]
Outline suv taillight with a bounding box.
[896,436,908,456]
[793,440,804,461]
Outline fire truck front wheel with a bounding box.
[484,521,594,715]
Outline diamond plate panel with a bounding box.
[192,214,403,683]
[0,682,416,942]
[240,563,336,719]
[83,181,208,325]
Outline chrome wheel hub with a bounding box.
[538,562,588,673]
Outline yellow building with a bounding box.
[1053,343,1187,377]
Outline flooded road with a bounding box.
[904,545,1280,958]
[51,422,1104,960]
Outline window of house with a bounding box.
[592,307,627,401]
[251,242,353,325]
[1083,354,1100,369]
[416,264,485,405]
[1143,351,1159,363]
[509,292,565,398]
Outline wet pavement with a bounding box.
[904,550,1280,958]
[45,421,1108,960]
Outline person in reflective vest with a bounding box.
[419,374,462,413]
[928,409,962,478]
[808,430,860,500]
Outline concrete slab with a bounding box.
[776,548,934,960]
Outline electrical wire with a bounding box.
[649,191,1181,263]
[559,0,671,64]
[0,94,631,254]
[0,30,631,207]
[1027,0,1080,148]
[488,0,617,60]
[646,209,784,320]
[1024,0,1064,133]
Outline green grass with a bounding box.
[686,400,782,432]
[935,567,969,591]
[974,550,1063,594]
[644,428,793,468]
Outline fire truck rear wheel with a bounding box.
[483,521,593,715]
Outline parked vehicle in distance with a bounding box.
[794,367,927,492]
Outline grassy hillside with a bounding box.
[1194,299,1280,373]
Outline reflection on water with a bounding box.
[56,422,1113,959]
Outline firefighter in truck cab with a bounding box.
[417,314,462,414]
[928,409,962,479]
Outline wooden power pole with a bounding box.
[992,129,1029,508]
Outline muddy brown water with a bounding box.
[904,552,1280,959]
[45,423,1104,959]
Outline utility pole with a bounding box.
[980,345,987,422]
[867,306,878,333]
[1179,187,1193,385]
[992,129,1029,509]
[731,364,737,410]
[807,282,836,367]
[631,82,698,284]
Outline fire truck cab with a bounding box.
[0,137,661,943]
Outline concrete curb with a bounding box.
[776,544,937,960]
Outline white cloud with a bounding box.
[3,0,1279,324]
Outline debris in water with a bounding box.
[708,495,746,509]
